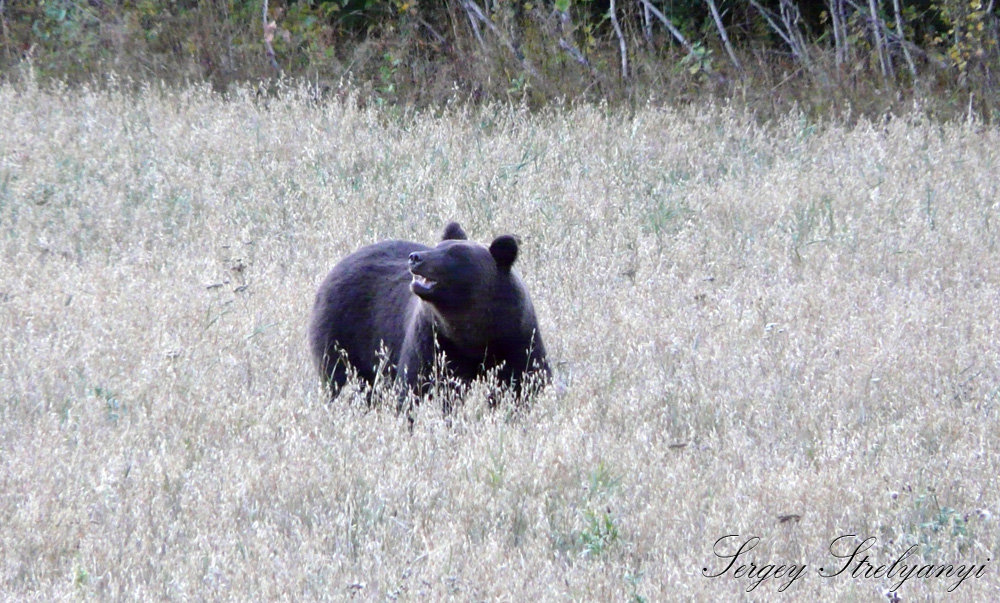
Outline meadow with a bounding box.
[1,78,998,600]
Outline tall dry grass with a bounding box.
[1,78,998,600]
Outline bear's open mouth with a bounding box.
[411,273,437,294]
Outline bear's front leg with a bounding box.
[396,319,435,414]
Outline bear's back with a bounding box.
[309,239,428,383]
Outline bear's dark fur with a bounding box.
[308,222,549,405]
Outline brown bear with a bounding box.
[308,222,549,407]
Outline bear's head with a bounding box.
[407,222,519,313]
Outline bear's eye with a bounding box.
[443,249,479,272]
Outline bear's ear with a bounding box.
[442,222,467,241]
[489,235,519,271]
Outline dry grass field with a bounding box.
[1,78,999,600]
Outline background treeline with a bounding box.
[2,0,998,118]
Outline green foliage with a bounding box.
[679,40,713,75]
[485,443,507,490]
[377,51,401,99]
[73,564,89,589]
[932,0,997,73]
[317,0,387,29]
[0,1,998,118]
[912,491,972,558]
[786,194,837,261]
[18,0,103,76]
[580,508,619,557]
[93,386,124,425]
[641,192,693,242]
[587,461,622,497]
[624,568,648,603]
[579,462,622,558]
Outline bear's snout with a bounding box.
[408,252,423,269]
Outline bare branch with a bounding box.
[641,1,653,44]
[826,0,848,67]
[637,0,696,56]
[416,16,447,47]
[867,0,893,79]
[749,0,811,69]
[463,0,540,79]
[558,37,590,68]
[705,0,743,75]
[748,1,794,53]
[262,0,281,74]
[610,0,628,80]
[460,2,485,49]
[0,0,10,63]
[844,0,947,70]
[779,0,812,68]
[891,0,917,77]
[551,8,605,81]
